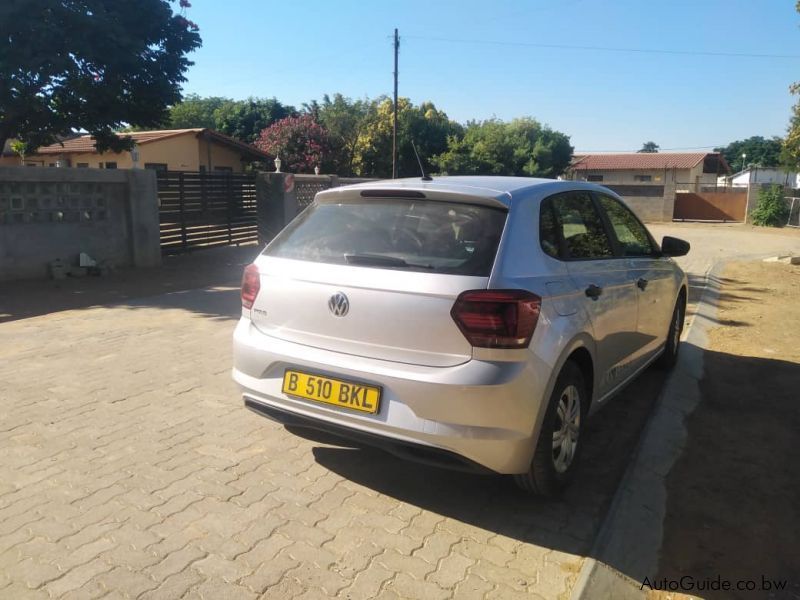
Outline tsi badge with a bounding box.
[328,292,350,317]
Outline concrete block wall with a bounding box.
[620,196,667,222]
[0,167,160,281]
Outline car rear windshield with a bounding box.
[264,198,507,276]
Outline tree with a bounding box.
[0,0,201,153]
[254,114,331,173]
[433,118,573,178]
[751,185,789,227]
[9,140,28,165]
[168,94,231,129]
[354,97,463,178]
[638,141,660,153]
[160,95,296,142]
[715,136,782,170]
[312,94,374,176]
[783,2,800,169]
[213,98,296,143]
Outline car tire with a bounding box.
[514,361,587,496]
[656,295,685,370]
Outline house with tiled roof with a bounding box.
[567,151,730,190]
[565,152,732,222]
[0,129,269,173]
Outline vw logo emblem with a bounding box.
[328,292,350,317]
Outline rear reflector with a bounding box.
[241,263,260,309]
[451,289,541,349]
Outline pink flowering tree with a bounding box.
[254,114,331,173]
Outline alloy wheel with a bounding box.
[552,384,581,474]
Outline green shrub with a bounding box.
[751,185,789,227]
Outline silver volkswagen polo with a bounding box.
[233,177,689,494]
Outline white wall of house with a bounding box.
[726,167,798,188]
[573,169,679,184]
[571,166,718,188]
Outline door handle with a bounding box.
[637,278,649,291]
[585,284,603,300]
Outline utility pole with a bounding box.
[392,28,399,179]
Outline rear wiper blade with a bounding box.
[344,253,433,269]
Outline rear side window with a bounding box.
[597,194,657,257]
[540,192,614,260]
[265,199,507,276]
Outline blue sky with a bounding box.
[182,0,800,152]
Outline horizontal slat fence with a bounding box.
[156,171,258,253]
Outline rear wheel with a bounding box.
[656,295,685,370]
[514,361,587,496]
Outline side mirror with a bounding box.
[661,236,690,257]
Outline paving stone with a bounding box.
[145,543,207,582]
[428,551,475,589]
[96,566,160,598]
[337,562,393,599]
[240,554,299,594]
[384,572,450,600]
[44,557,115,597]
[192,553,254,583]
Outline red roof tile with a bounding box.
[571,152,713,171]
[34,129,269,160]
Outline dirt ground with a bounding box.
[654,260,800,600]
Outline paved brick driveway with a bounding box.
[8,221,793,600]
[1,284,605,599]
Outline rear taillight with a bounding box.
[241,263,260,309]
[451,289,541,349]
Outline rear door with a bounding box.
[543,191,640,397]
[249,195,507,367]
[596,192,677,360]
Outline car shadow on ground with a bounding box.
[306,347,800,594]
[657,349,800,599]
[303,367,670,558]
[0,245,258,323]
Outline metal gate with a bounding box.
[156,171,258,253]
[673,190,748,222]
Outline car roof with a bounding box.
[322,176,611,208]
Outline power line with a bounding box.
[576,145,727,152]
[403,34,800,60]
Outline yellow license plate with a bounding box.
[282,370,381,414]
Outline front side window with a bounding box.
[540,192,614,260]
[597,194,656,257]
[265,199,507,276]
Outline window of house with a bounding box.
[144,163,168,172]
[103,162,117,169]
[634,175,652,182]
[597,194,656,257]
[540,192,614,260]
[587,175,603,182]
[213,166,233,173]
[76,163,89,168]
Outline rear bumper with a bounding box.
[233,318,551,474]
[244,398,494,474]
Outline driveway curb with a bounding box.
[570,260,726,600]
